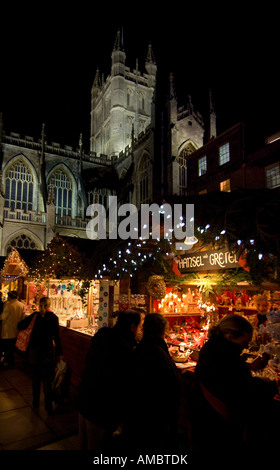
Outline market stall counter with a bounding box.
[59,326,92,388]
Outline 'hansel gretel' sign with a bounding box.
[176,248,241,273]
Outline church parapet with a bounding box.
[4,208,46,223]
[3,207,88,229]
[55,214,88,229]
[3,132,80,159]
[3,132,41,150]
[3,122,150,168]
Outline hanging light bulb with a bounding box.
[184,235,198,245]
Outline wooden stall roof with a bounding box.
[0,248,30,278]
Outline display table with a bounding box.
[59,326,92,388]
[217,306,257,316]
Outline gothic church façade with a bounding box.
[0,30,214,256]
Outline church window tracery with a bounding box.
[87,188,114,210]
[177,143,195,195]
[4,159,34,213]
[7,233,38,253]
[138,92,145,112]
[48,168,73,216]
[178,156,187,194]
[139,155,151,204]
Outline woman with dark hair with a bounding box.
[191,314,277,465]
[122,313,182,455]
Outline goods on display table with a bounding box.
[151,281,280,389]
[48,280,86,320]
[26,279,90,321]
[151,284,216,370]
[24,276,147,337]
[118,293,146,310]
[24,278,121,335]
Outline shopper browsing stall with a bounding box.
[122,313,182,455]
[191,314,278,465]
[78,308,145,452]
[17,296,62,414]
[0,291,25,366]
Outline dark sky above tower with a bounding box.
[1,4,278,150]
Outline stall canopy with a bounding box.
[0,248,30,280]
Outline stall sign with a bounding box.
[176,248,241,273]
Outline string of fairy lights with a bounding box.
[0,210,277,289]
[31,238,82,281]
[0,248,29,281]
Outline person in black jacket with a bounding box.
[122,313,182,455]
[78,308,145,452]
[17,296,62,414]
[191,314,278,465]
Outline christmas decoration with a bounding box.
[31,236,82,281]
[146,275,166,300]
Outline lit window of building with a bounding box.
[139,155,151,204]
[198,156,207,176]
[177,144,196,195]
[219,142,230,165]
[4,159,34,213]
[198,189,207,195]
[178,156,187,195]
[88,188,116,210]
[266,163,280,188]
[139,92,145,111]
[220,178,231,192]
[49,169,72,216]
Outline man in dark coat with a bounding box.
[78,308,145,451]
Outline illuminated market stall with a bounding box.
[2,189,280,393]
[143,240,280,387]
[0,248,30,302]
[0,242,122,386]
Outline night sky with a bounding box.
[1,5,279,151]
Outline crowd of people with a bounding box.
[78,309,279,464]
[0,291,279,464]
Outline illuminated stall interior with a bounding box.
[0,248,29,301]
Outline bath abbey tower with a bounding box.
[0,30,212,256]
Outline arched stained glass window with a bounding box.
[139,155,151,204]
[49,168,72,216]
[87,188,111,210]
[4,159,34,212]
[7,233,38,253]
[177,142,196,196]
